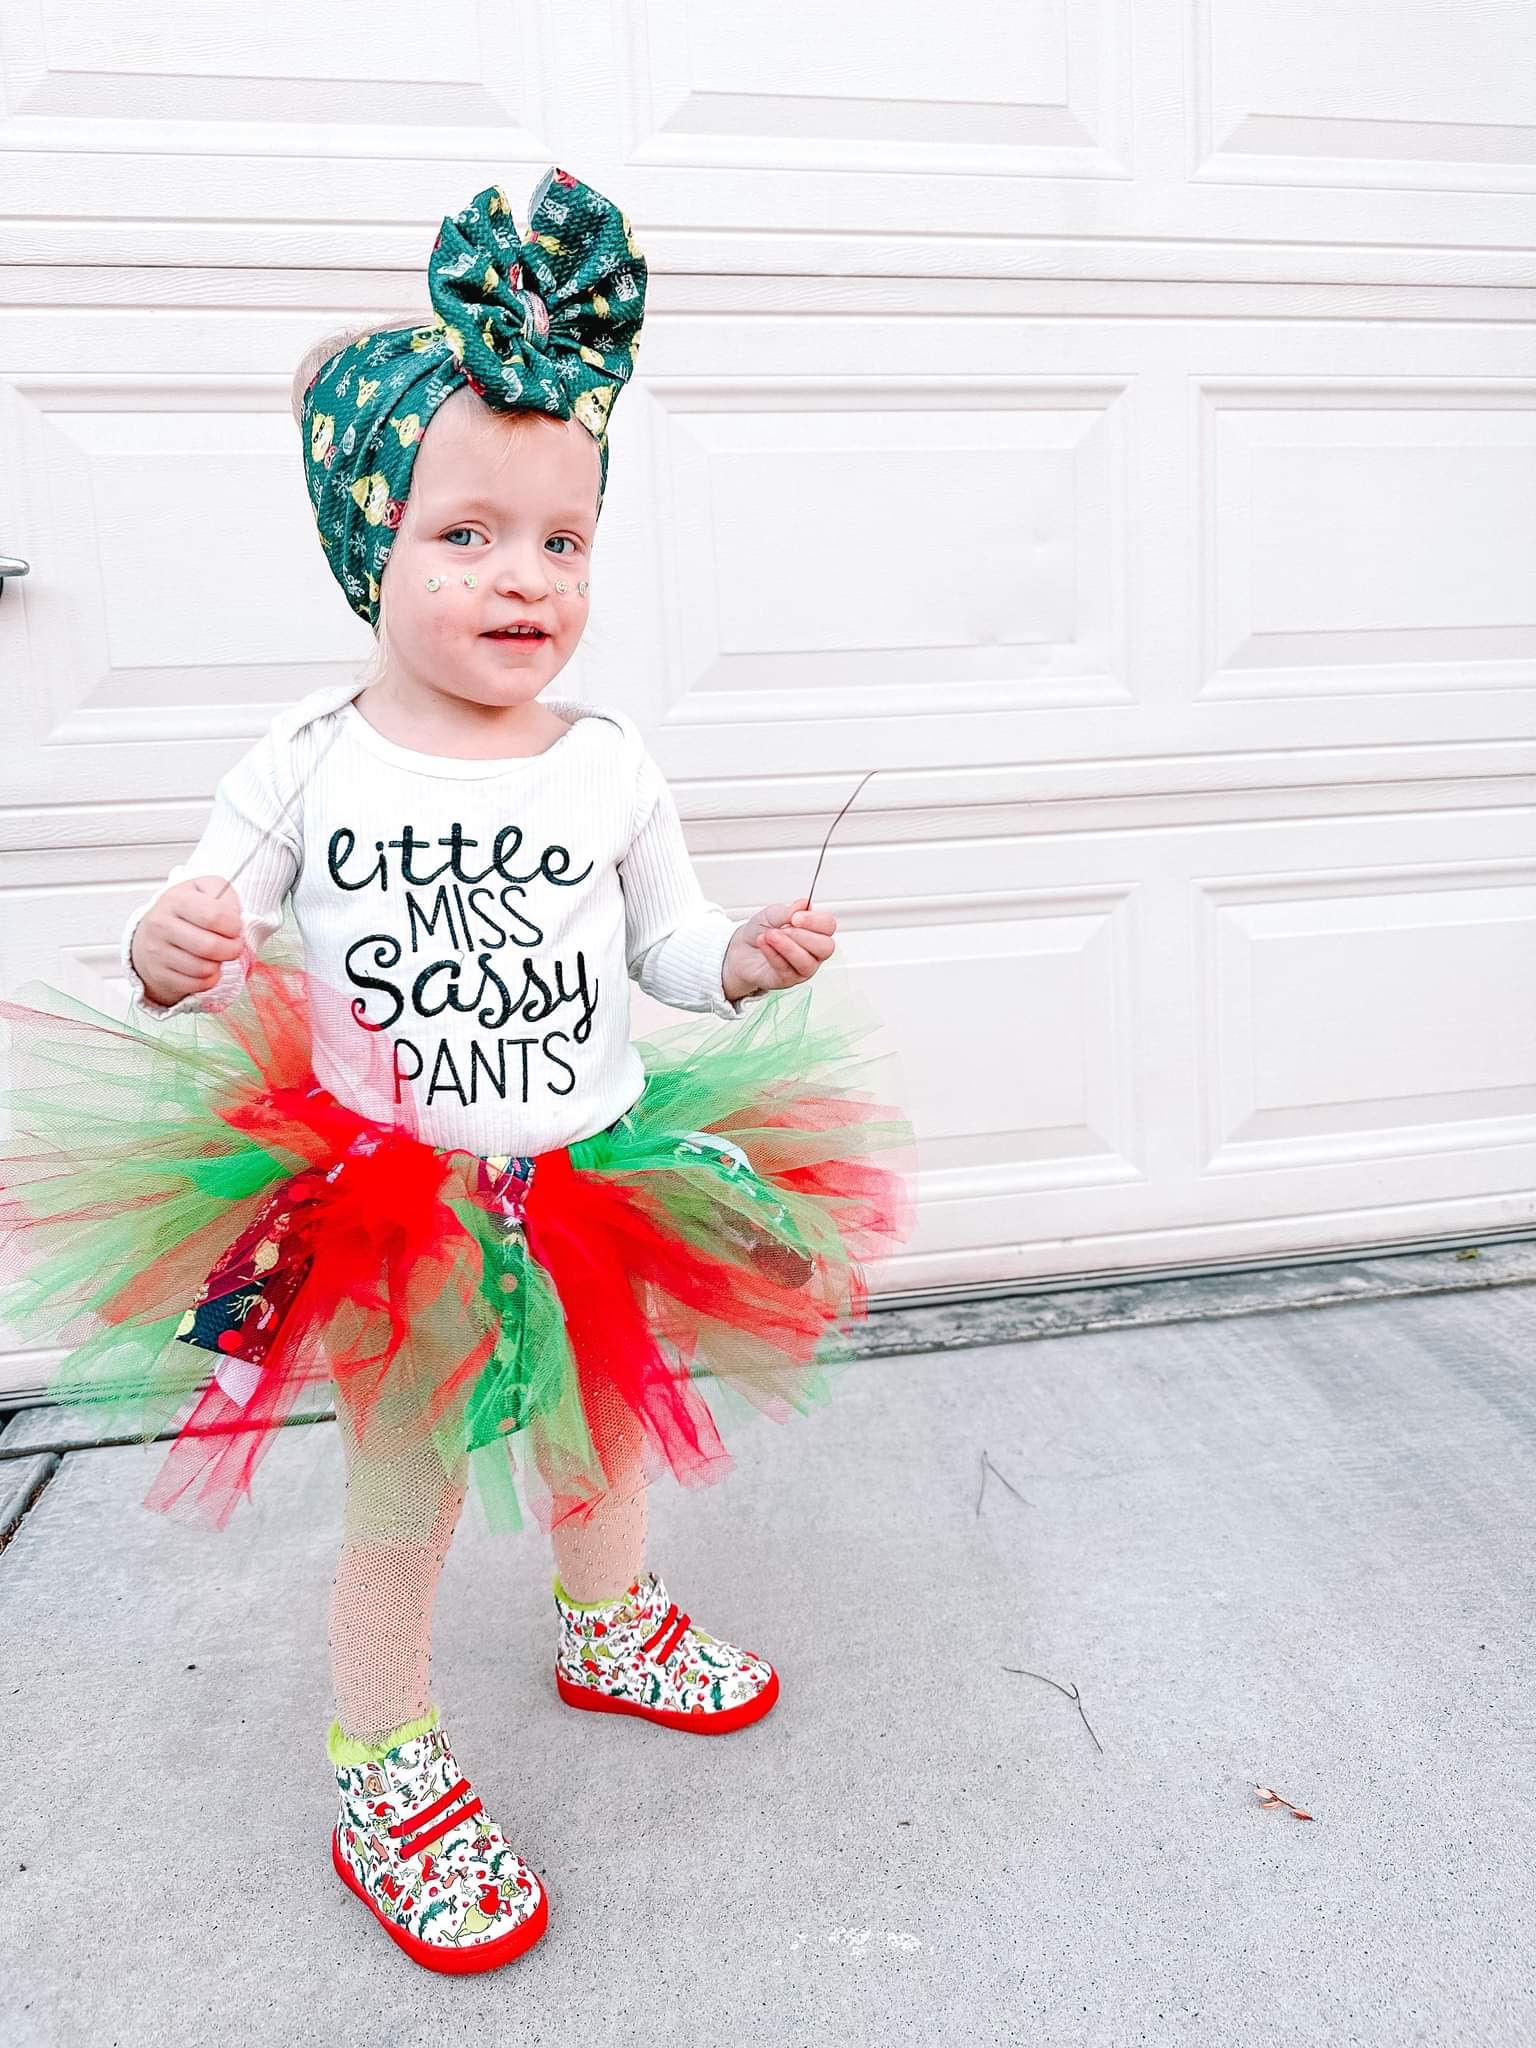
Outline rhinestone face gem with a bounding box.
[425,575,443,592]
[461,572,478,588]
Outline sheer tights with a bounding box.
[328,1408,650,1747]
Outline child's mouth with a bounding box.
[482,627,549,643]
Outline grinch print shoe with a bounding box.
[331,1717,549,1973]
[552,1568,780,1734]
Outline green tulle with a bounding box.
[454,982,913,1534]
[0,957,915,1540]
[0,985,303,1443]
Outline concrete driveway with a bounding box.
[1,1255,1531,2046]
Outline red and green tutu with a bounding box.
[0,956,916,1539]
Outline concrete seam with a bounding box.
[2,1264,1533,1454]
[0,1407,337,1463]
[0,1451,61,1560]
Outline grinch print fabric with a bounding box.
[333,1724,544,1955]
[173,1147,537,1383]
[301,165,647,624]
[172,1125,809,1392]
[554,1568,777,1718]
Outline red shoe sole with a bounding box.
[554,1661,780,1733]
[331,1828,549,1974]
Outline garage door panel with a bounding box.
[1200,381,1536,698]
[4,2,1531,272]
[0,0,550,147]
[1200,868,1536,1171]
[843,894,1137,1181]
[646,378,1127,727]
[684,789,1534,1293]
[907,1163,1536,1292]
[0,370,374,805]
[0,858,156,1014]
[1198,0,1536,194]
[623,0,1127,178]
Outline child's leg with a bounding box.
[549,1398,648,1604]
[547,1394,779,1731]
[544,1391,779,1734]
[549,1470,648,1603]
[328,1409,468,1749]
[325,1408,551,1971]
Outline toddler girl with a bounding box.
[0,167,913,1975]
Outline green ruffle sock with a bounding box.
[327,1705,440,1768]
[552,1572,640,1612]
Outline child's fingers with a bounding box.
[153,968,216,1000]
[159,941,226,984]
[788,908,836,936]
[164,914,242,963]
[184,876,243,939]
[763,927,819,976]
[781,925,833,962]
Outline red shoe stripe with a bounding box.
[388,1775,472,1841]
[398,1796,483,1859]
[653,1611,691,1665]
[639,1602,679,1657]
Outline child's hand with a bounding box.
[129,875,245,1007]
[722,898,837,1003]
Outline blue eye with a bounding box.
[546,535,576,557]
[442,527,478,547]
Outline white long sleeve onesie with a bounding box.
[121,682,761,1157]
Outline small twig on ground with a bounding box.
[1254,1784,1314,1820]
[1001,1665,1105,1754]
[975,1448,1035,1516]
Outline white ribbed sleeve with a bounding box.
[122,728,305,1021]
[620,750,764,1023]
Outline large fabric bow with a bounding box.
[300,165,646,625]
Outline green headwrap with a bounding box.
[300,165,646,625]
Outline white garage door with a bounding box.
[2,2,1534,1399]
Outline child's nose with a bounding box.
[491,544,553,597]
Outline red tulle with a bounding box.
[522,1147,729,1490]
[2,955,917,1535]
[142,1095,493,1528]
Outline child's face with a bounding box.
[377,389,601,710]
